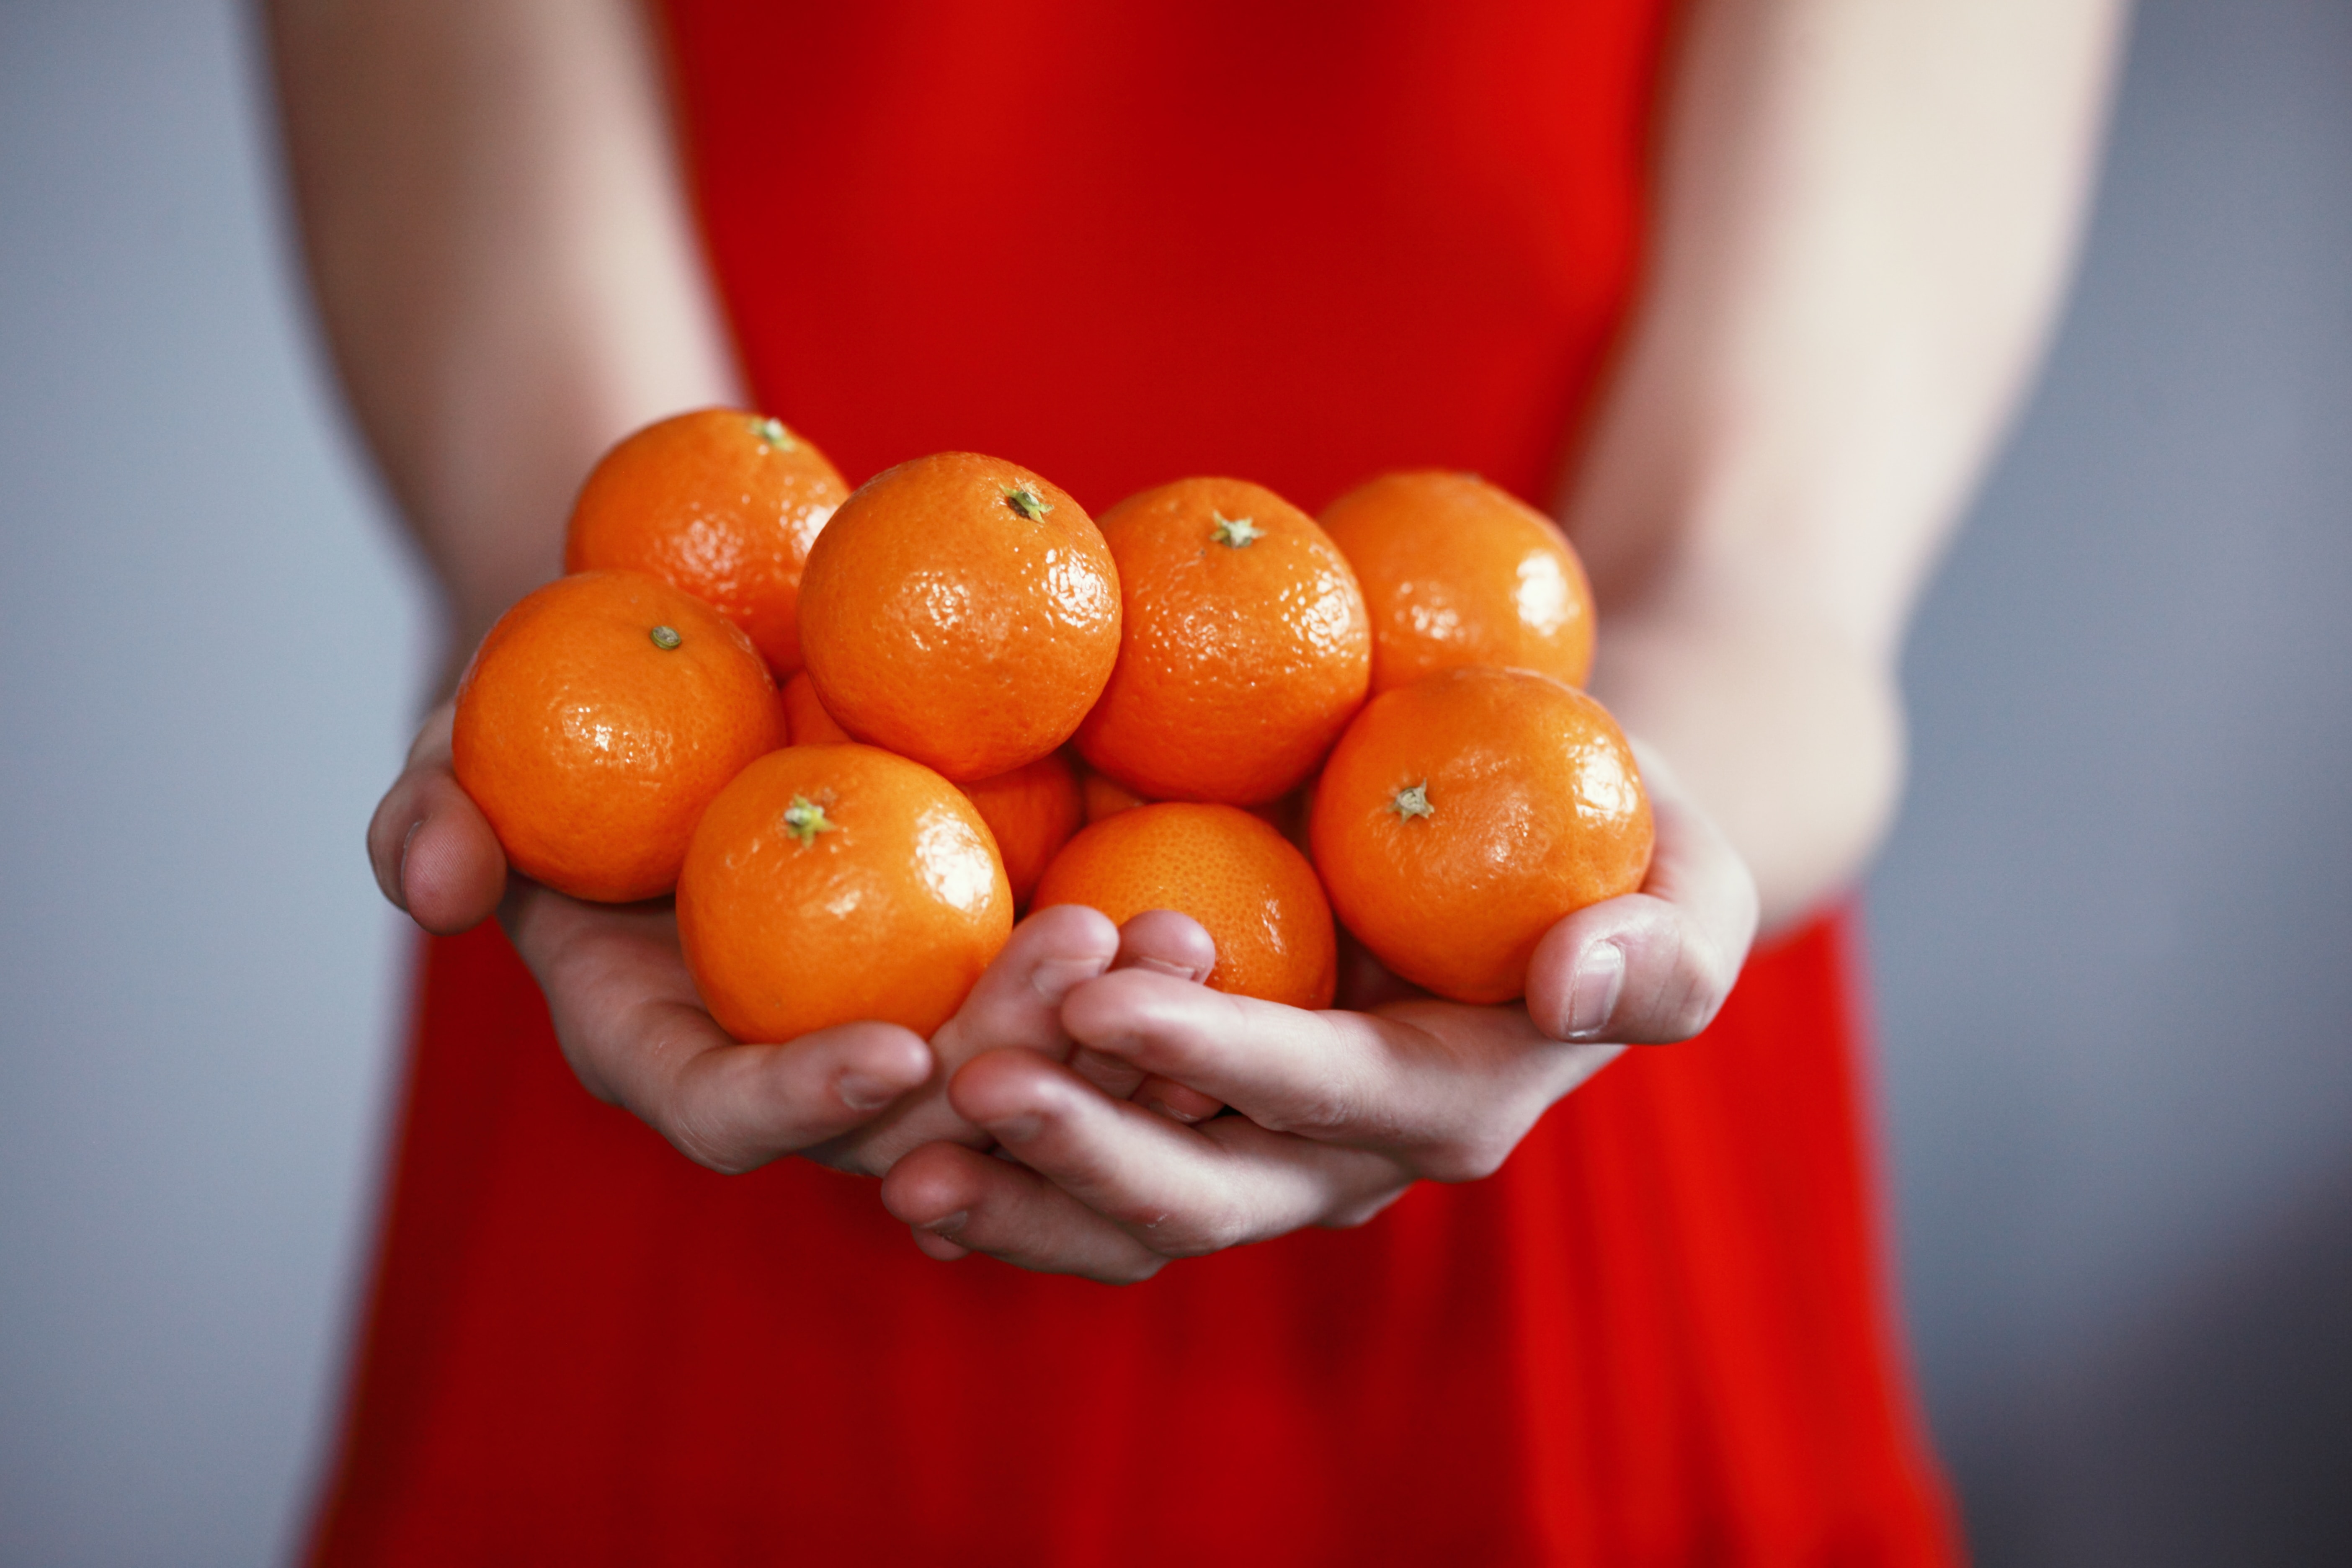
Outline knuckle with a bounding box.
[1096,1254,1168,1286]
[1254,1088,1352,1140]
[1420,1124,1522,1184]
[655,1065,765,1174]
[1252,1031,1376,1140]
[665,1116,755,1175]
[1151,1199,1253,1258]
[1663,934,1736,1039]
[1322,1186,1408,1230]
[1421,1143,1498,1185]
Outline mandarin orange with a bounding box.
[785,668,1080,900]
[1033,802,1336,1009]
[1075,477,1369,805]
[677,745,1013,1042]
[563,409,850,677]
[1318,470,1596,694]
[1310,666,1651,1004]
[451,570,787,903]
[958,750,1084,907]
[797,452,1119,781]
[781,671,851,745]
[1080,766,1149,823]
[1079,761,1305,841]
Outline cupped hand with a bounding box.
[878,745,1759,1283]
[371,705,1152,1171]
[366,701,1186,1175]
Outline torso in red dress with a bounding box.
[310,4,1957,1562]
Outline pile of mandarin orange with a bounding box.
[453,410,1654,1042]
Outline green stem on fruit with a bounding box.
[752,416,796,451]
[1211,511,1263,547]
[649,624,682,650]
[1390,782,1434,821]
[781,795,837,846]
[1003,481,1052,520]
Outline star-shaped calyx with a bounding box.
[1003,482,1053,520]
[1390,782,1435,821]
[1211,511,1263,547]
[780,794,837,846]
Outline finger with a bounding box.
[881,1141,1168,1283]
[1332,925,1431,1012]
[1060,971,1617,1181]
[842,903,1122,1172]
[1112,908,1218,978]
[1524,745,1759,1044]
[506,886,934,1173]
[1067,908,1217,1106]
[948,1049,1402,1253]
[1133,1075,1223,1123]
[366,703,505,933]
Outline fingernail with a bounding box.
[986,1113,1043,1145]
[393,818,423,910]
[837,1073,900,1111]
[1031,955,1106,1003]
[1565,943,1626,1040]
[921,1210,968,1235]
[1135,954,1210,982]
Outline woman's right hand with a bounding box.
[366,701,1179,1176]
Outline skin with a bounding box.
[280,0,2124,1282]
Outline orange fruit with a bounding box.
[797,452,1120,781]
[677,745,1014,1042]
[781,671,852,745]
[563,409,851,677]
[1079,762,1305,842]
[452,570,787,902]
[1318,470,1596,694]
[1310,666,1651,1004]
[959,750,1084,907]
[1076,477,1370,805]
[1034,802,1336,1009]
[787,670,1079,900]
[1081,766,1150,823]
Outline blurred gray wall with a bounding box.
[0,5,428,1564]
[1866,0,2352,1561]
[0,2,2345,1565]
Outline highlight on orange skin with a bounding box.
[1075,476,1369,806]
[564,408,850,678]
[1034,801,1336,1009]
[797,451,1121,781]
[1318,469,1596,694]
[787,673,1080,906]
[1310,665,1651,1005]
[677,744,1014,1042]
[452,570,787,903]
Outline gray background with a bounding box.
[0,1,2345,1563]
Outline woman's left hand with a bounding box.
[879,747,1760,1283]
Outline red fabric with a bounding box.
[310,3,1958,1561]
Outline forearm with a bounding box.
[264,0,738,663]
[1567,0,2125,931]
[1591,603,1901,935]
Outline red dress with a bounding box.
[310,3,1959,1562]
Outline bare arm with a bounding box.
[1568,0,2127,931]
[266,0,739,663]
